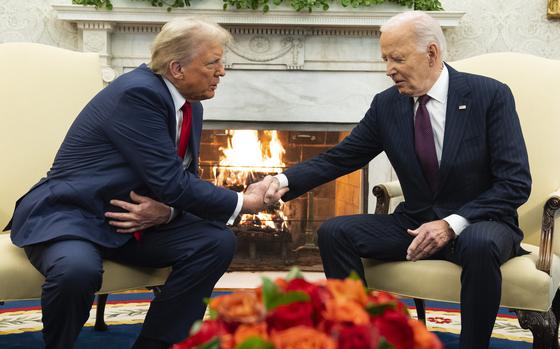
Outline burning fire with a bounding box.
[214,130,287,230]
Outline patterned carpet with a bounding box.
[0,290,533,348]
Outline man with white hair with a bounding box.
[265,11,531,348]
[7,18,285,349]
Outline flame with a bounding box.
[214,130,287,230]
[214,130,285,187]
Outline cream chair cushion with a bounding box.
[364,52,560,312]
[0,43,170,302]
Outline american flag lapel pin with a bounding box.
[459,105,467,110]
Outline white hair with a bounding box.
[380,11,447,59]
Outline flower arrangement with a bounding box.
[172,270,443,349]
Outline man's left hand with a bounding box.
[406,220,455,261]
[105,191,171,233]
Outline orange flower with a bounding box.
[271,326,336,349]
[322,299,370,325]
[326,279,368,306]
[209,292,264,323]
[233,323,268,345]
[409,319,444,349]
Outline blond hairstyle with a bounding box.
[381,11,447,60]
[149,17,232,75]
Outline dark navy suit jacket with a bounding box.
[283,64,531,249]
[8,64,238,248]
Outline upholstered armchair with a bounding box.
[0,43,171,329]
[363,52,560,348]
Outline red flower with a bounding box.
[337,324,380,349]
[171,320,228,349]
[372,309,415,349]
[285,278,331,322]
[266,301,314,331]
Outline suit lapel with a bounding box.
[437,64,472,194]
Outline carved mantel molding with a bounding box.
[53,2,464,82]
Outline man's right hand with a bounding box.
[241,176,289,214]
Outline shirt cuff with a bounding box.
[227,192,244,225]
[275,173,289,188]
[443,214,470,237]
[165,206,179,224]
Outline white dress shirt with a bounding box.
[276,65,470,236]
[162,78,242,225]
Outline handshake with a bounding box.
[240,175,289,214]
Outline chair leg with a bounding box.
[515,308,558,349]
[94,294,109,331]
[413,298,426,325]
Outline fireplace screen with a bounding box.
[199,128,366,271]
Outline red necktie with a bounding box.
[133,101,192,241]
[414,95,439,192]
[177,101,192,159]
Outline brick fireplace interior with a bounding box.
[199,126,367,271]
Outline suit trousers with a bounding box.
[316,213,516,349]
[24,215,236,349]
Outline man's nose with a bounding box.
[385,62,395,76]
[216,63,225,77]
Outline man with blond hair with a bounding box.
[265,11,531,348]
[7,18,283,349]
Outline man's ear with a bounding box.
[427,43,439,67]
[168,61,184,80]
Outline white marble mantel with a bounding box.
[53,2,463,79]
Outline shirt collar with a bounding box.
[413,64,449,104]
[162,77,186,113]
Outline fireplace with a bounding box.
[200,123,367,271]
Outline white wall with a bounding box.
[442,0,560,59]
[2,0,559,60]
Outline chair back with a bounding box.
[450,53,560,249]
[0,43,103,229]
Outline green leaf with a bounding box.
[236,336,275,349]
[195,337,221,349]
[261,277,310,310]
[189,320,203,336]
[366,302,396,316]
[267,291,310,310]
[347,270,362,281]
[285,266,304,281]
[261,277,280,310]
[377,337,395,349]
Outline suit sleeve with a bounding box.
[283,96,384,200]
[103,86,238,222]
[456,83,531,221]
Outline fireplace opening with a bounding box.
[200,125,367,271]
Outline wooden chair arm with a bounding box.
[372,181,402,214]
[537,189,560,274]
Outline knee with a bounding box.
[317,217,347,247]
[209,228,237,265]
[47,257,103,293]
[459,231,502,263]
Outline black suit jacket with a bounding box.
[8,64,238,248]
[283,64,531,246]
